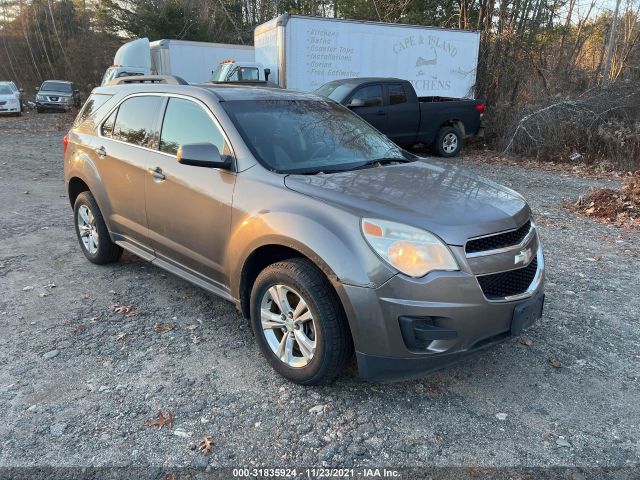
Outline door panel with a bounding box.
[94,95,163,248]
[145,97,236,287]
[347,84,387,132]
[384,83,420,146]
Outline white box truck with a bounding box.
[250,14,480,98]
[101,38,254,85]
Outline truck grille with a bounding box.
[477,257,537,299]
[466,220,531,254]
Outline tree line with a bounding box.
[1,0,639,166]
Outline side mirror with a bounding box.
[35,87,40,92]
[74,89,79,94]
[264,68,271,82]
[177,143,230,169]
[19,88,24,93]
[347,98,365,108]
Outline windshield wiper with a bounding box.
[347,157,413,171]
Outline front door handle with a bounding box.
[148,166,166,181]
[95,146,106,158]
[375,110,385,116]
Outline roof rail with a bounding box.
[108,75,189,86]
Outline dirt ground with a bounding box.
[0,112,638,472]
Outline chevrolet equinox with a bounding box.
[64,79,545,384]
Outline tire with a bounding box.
[250,258,352,385]
[434,126,462,157]
[36,107,43,113]
[73,191,122,265]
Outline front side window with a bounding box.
[222,100,408,174]
[388,84,407,105]
[350,85,382,107]
[159,97,231,159]
[111,96,163,147]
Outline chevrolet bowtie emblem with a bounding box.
[514,248,532,265]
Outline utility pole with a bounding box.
[602,0,622,88]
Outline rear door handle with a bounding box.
[149,166,166,181]
[95,146,106,158]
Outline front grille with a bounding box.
[477,257,537,299]
[466,220,531,254]
[49,96,59,101]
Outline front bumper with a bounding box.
[338,242,545,383]
[0,104,20,113]
[36,100,72,110]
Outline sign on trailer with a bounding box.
[255,15,480,98]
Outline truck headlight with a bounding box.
[36,94,45,101]
[361,218,458,277]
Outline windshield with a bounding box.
[211,63,233,81]
[314,83,354,103]
[0,85,13,95]
[222,99,408,174]
[41,81,72,92]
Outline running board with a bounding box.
[115,240,235,303]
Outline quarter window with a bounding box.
[74,94,112,127]
[388,84,407,105]
[111,96,163,147]
[159,97,232,159]
[350,85,383,107]
[101,109,117,137]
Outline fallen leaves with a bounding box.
[198,436,214,455]
[153,323,174,333]
[111,304,133,314]
[519,337,534,347]
[569,172,640,231]
[145,409,173,430]
[548,358,562,369]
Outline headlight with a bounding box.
[361,218,458,277]
[36,94,45,101]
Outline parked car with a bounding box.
[36,80,81,112]
[64,77,544,384]
[0,83,21,116]
[316,77,484,156]
[0,81,23,112]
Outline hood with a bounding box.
[284,160,530,246]
[39,91,72,97]
[113,37,151,69]
[0,93,18,101]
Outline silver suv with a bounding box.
[64,77,544,384]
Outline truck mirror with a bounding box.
[347,98,365,108]
[264,68,271,82]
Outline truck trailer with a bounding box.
[252,14,480,98]
[102,38,255,85]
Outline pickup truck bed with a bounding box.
[315,78,484,156]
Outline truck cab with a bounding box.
[211,61,270,82]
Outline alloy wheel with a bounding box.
[442,132,458,154]
[77,204,99,255]
[260,284,317,368]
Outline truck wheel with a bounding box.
[435,126,462,157]
[73,191,123,265]
[250,258,352,385]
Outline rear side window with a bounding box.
[159,97,232,158]
[74,94,113,127]
[228,67,259,81]
[111,96,163,147]
[388,84,407,105]
[351,85,382,107]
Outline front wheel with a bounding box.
[73,191,122,264]
[250,258,352,385]
[434,126,462,157]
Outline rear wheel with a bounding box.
[249,258,352,385]
[434,126,462,157]
[73,191,122,265]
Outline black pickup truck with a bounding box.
[315,78,484,157]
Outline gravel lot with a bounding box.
[0,113,638,471]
